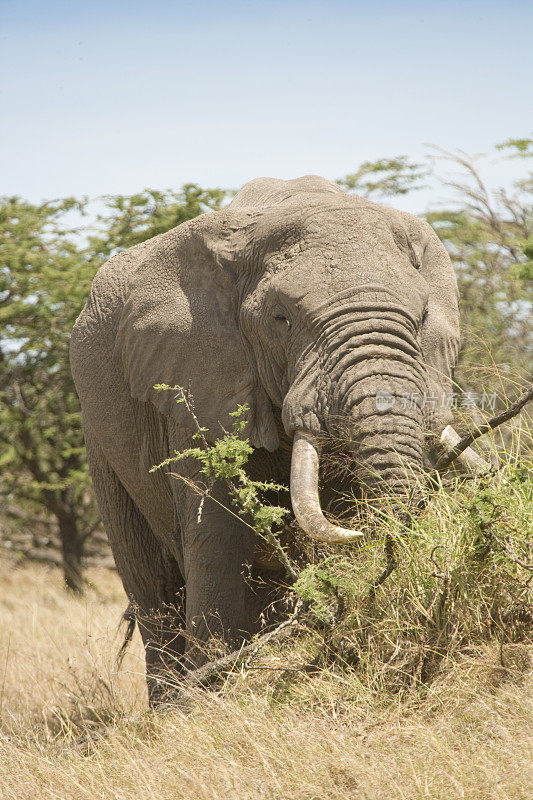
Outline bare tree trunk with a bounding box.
[57,511,84,593]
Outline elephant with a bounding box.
[70,175,460,703]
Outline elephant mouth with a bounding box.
[290,430,364,543]
[289,424,489,545]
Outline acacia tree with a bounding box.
[0,197,97,591]
[0,185,226,591]
[426,139,533,398]
[337,155,428,198]
[87,184,228,262]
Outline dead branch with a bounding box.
[180,601,303,690]
[434,385,533,472]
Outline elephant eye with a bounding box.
[272,305,291,329]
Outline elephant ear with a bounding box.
[115,210,279,450]
[418,224,461,431]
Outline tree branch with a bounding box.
[434,385,533,472]
[179,601,303,691]
[170,386,298,583]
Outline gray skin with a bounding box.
[70,176,459,703]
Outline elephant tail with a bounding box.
[116,601,136,669]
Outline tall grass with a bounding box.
[0,422,531,799]
[290,457,532,697]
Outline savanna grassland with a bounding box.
[1,138,532,798]
[0,443,531,800]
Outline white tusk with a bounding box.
[290,430,363,544]
[439,425,491,475]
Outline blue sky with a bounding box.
[1,0,531,212]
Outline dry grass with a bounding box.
[0,558,531,800]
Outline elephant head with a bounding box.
[117,176,460,542]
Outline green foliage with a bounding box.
[151,391,289,539]
[517,236,533,280]
[496,137,533,157]
[425,144,532,397]
[87,185,227,261]
[337,156,428,197]
[0,198,96,535]
[287,453,532,693]
[293,559,360,623]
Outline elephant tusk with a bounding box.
[290,430,363,544]
[438,425,491,475]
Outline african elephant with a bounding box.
[70,175,460,703]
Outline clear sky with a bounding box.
[1,0,531,211]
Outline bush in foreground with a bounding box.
[0,411,530,799]
[152,393,532,706]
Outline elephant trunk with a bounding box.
[325,304,426,502]
[286,299,427,540]
[289,402,425,544]
[326,360,426,512]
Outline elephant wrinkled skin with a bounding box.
[70,175,460,702]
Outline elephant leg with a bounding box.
[86,436,186,705]
[176,478,259,669]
